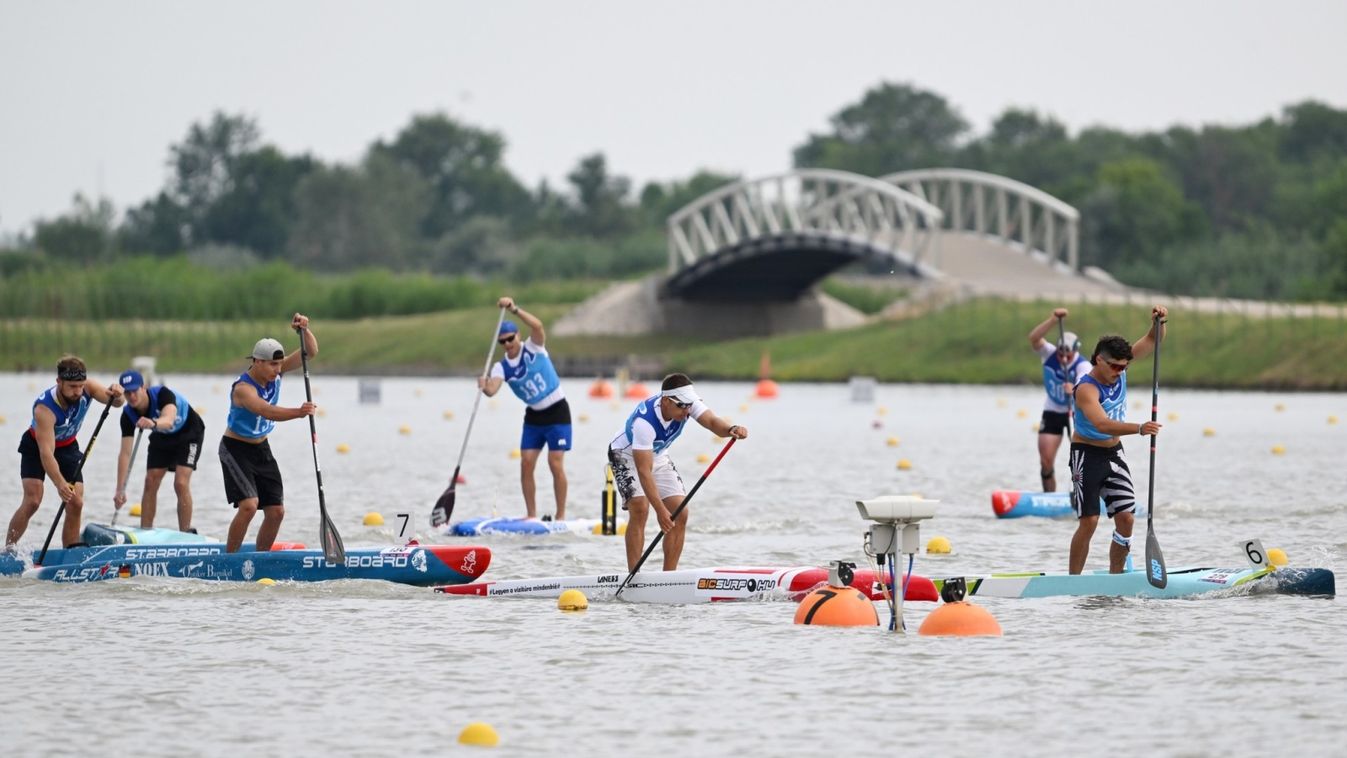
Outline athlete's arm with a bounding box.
[151,402,179,432]
[280,313,317,374]
[114,436,133,509]
[1076,382,1161,438]
[1131,305,1168,360]
[231,382,314,422]
[33,406,75,501]
[693,410,748,440]
[88,378,124,407]
[1028,308,1069,351]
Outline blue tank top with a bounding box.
[1043,354,1090,409]
[227,372,280,439]
[499,345,562,407]
[30,387,90,446]
[623,395,686,455]
[1073,373,1128,441]
[122,386,192,435]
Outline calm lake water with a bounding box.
[1,372,1344,757]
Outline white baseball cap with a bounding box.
[251,338,286,361]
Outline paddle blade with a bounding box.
[320,509,346,564]
[430,486,456,528]
[1145,524,1167,589]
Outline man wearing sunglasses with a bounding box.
[1028,307,1091,492]
[478,296,572,521]
[1068,305,1167,575]
[607,373,748,572]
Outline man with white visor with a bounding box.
[608,373,748,572]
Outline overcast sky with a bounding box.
[3,1,1345,236]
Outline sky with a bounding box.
[3,1,1346,237]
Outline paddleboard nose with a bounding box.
[428,545,491,580]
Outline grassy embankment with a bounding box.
[4,298,1346,390]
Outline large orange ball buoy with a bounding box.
[624,382,650,399]
[918,601,1003,637]
[755,379,779,399]
[793,586,879,627]
[588,380,614,399]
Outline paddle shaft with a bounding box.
[615,437,736,597]
[36,399,114,565]
[1144,314,1167,588]
[112,427,145,527]
[1056,315,1072,437]
[430,307,506,527]
[298,326,345,563]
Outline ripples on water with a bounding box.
[1,375,1344,756]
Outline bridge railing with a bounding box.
[880,169,1079,271]
[666,169,945,273]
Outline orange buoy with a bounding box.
[793,586,879,627]
[588,380,614,399]
[918,601,1002,637]
[755,379,779,399]
[624,382,650,399]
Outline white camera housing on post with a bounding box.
[857,496,940,566]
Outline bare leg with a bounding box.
[140,468,167,528]
[173,468,194,531]
[548,450,567,520]
[623,497,649,572]
[1038,433,1062,492]
[1109,512,1135,573]
[255,505,285,551]
[227,498,258,553]
[1069,515,1099,574]
[7,479,45,548]
[519,449,541,519]
[61,484,84,547]
[661,495,688,571]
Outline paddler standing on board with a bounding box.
[1028,307,1091,492]
[113,370,206,533]
[219,314,318,553]
[1069,306,1166,574]
[6,356,124,550]
[477,296,572,521]
[608,373,748,572]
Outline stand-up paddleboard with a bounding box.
[81,523,213,545]
[991,490,1080,518]
[933,565,1334,599]
[435,565,938,604]
[1,542,490,586]
[444,517,620,536]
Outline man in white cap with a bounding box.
[1028,307,1091,492]
[218,313,318,553]
[607,372,748,571]
[113,369,206,532]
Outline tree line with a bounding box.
[7,82,1347,302]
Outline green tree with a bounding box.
[1079,158,1203,272]
[565,152,635,237]
[34,194,116,263]
[169,112,262,243]
[638,170,741,225]
[793,82,970,173]
[119,192,188,255]
[199,147,317,257]
[1279,100,1347,163]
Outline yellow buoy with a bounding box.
[1015,409,1027,419]
[877,406,888,416]
[509,448,521,459]
[443,410,454,420]
[336,443,350,454]
[886,436,900,447]
[362,512,384,527]
[995,398,1007,408]
[557,589,589,611]
[1329,416,1339,425]
[696,453,710,464]
[1271,444,1286,455]
[1274,403,1285,412]
[793,586,878,627]
[926,536,952,554]
[1268,548,1288,568]
[896,459,912,471]
[316,408,327,417]
[1203,427,1215,437]
[414,388,423,398]
[739,403,749,413]
[1031,422,1040,432]
[399,424,411,435]
[0,414,6,424]
[1167,412,1179,422]
[578,413,589,423]
[256,578,276,586]
[918,601,1002,637]
[457,722,500,747]
[129,504,142,517]
[590,522,628,536]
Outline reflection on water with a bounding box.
[2,374,1344,755]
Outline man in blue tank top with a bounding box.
[6,355,124,550]
[478,296,572,520]
[218,314,319,553]
[607,373,748,572]
[1069,305,1167,575]
[1028,307,1091,492]
[113,370,207,532]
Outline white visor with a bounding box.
[660,385,700,404]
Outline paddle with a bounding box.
[1056,315,1072,437]
[615,437,736,599]
[297,326,345,564]
[1144,314,1167,589]
[36,399,114,565]
[111,427,145,527]
[430,307,507,528]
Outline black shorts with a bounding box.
[1069,442,1135,519]
[219,436,284,507]
[1039,411,1069,436]
[147,414,206,472]
[17,432,84,483]
[523,398,572,426]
